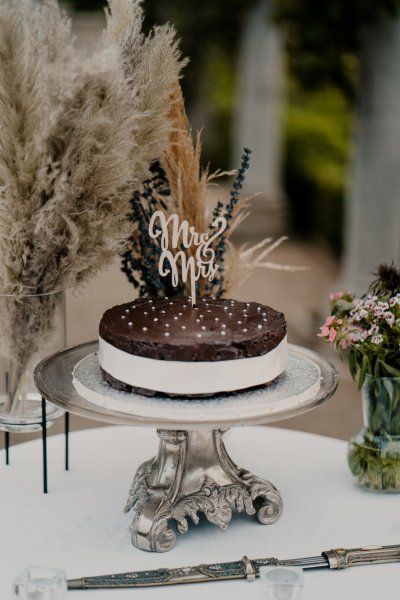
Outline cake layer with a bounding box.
[99,297,287,362]
[98,335,287,395]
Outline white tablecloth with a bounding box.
[1,426,399,599]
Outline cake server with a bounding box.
[67,544,400,589]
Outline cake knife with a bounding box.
[67,544,400,589]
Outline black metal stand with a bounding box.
[41,397,48,493]
[40,398,71,493]
[2,400,70,493]
[4,431,9,465]
[65,411,69,471]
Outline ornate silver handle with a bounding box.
[323,544,400,569]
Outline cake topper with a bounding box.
[148,211,227,306]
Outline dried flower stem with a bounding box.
[0,0,184,408]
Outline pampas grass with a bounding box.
[122,83,304,299]
[0,0,184,408]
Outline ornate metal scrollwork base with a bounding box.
[124,429,283,552]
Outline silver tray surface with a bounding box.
[34,341,338,429]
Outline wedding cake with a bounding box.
[98,296,287,397]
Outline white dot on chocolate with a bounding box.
[197,333,202,338]
[165,297,169,300]
[165,323,170,328]
[161,310,166,314]
[181,325,187,330]
[196,318,200,323]
[125,309,129,313]
[169,302,173,305]
[243,328,248,333]
[154,318,158,322]
[174,316,178,320]
[199,314,204,318]
[215,317,219,322]
[228,312,233,316]
[221,331,226,336]
[246,303,250,307]
[148,300,153,303]
[221,324,227,329]
[257,307,261,312]
[257,324,262,329]
[151,306,156,311]
[128,322,133,326]
[178,312,183,316]
[143,311,148,315]
[262,312,267,317]
[238,320,242,324]
[121,315,126,319]
[142,327,148,332]
[263,318,267,322]
[201,325,206,330]
[223,306,228,311]
[165,332,170,337]
[207,309,211,313]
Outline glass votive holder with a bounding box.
[259,566,304,599]
[12,566,67,600]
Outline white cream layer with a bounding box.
[98,334,288,395]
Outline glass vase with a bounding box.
[0,291,66,433]
[348,374,400,492]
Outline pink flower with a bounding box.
[328,329,337,342]
[339,339,349,349]
[325,316,336,326]
[329,291,344,301]
[371,335,383,345]
[320,325,330,337]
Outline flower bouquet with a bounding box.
[319,264,400,491]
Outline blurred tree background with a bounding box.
[68,0,400,254]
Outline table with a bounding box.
[1,426,399,599]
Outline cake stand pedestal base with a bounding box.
[34,342,338,553]
[124,428,283,552]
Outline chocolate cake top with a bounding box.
[99,297,286,362]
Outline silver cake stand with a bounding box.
[34,341,338,553]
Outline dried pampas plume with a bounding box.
[122,83,305,298]
[0,0,185,406]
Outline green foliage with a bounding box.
[283,84,351,251]
[370,263,400,295]
[198,47,236,171]
[348,358,400,491]
[141,0,256,170]
[348,435,400,491]
[273,0,400,98]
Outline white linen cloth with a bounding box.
[1,426,399,599]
